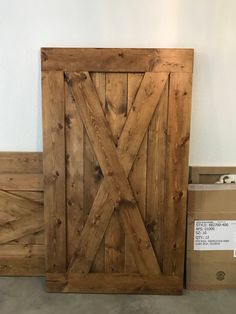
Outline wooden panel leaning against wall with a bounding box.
[41,48,193,294]
[0,152,44,276]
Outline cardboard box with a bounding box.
[186,184,236,290]
[190,166,236,184]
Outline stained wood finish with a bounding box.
[46,273,182,294]
[146,78,169,270]
[105,73,127,273]
[42,48,193,294]
[42,71,66,274]
[0,191,43,244]
[0,174,43,191]
[163,73,192,276]
[41,48,193,73]
[66,71,162,276]
[65,80,84,263]
[0,152,42,173]
[0,152,44,276]
[126,73,145,273]
[88,73,105,273]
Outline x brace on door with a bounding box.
[65,71,168,275]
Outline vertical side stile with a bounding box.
[42,71,66,274]
[163,72,192,278]
[146,77,169,271]
[145,76,169,268]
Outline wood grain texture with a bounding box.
[66,72,161,275]
[9,191,44,204]
[42,71,66,273]
[41,48,193,73]
[127,73,146,219]
[0,191,44,245]
[0,152,42,173]
[7,230,44,246]
[0,174,43,191]
[46,273,182,294]
[65,80,84,263]
[0,253,44,276]
[87,73,105,273]
[0,192,43,244]
[65,72,167,277]
[68,185,113,274]
[42,48,193,294]
[0,153,45,276]
[163,72,192,276]
[105,73,127,273]
[146,77,169,270]
[118,72,168,172]
[126,73,145,273]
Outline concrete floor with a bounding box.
[0,278,236,314]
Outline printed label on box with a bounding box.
[194,220,236,251]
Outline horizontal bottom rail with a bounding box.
[46,273,182,294]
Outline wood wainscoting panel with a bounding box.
[0,152,44,276]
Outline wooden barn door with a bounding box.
[42,48,193,294]
[0,153,44,275]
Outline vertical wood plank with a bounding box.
[127,74,143,114]
[126,73,145,273]
[105,73,128,143]
[105,73,127,273]
[65,82,84,263]
[146,77,169,271]
[66,71,166,276]
[163,72,192,277]
[127,74,146,218]
[84,73,105,218]
[42,71,66,273]
[89,72,106,273]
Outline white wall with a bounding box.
[0,0,236,165]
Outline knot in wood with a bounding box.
[65,114,72,127]
[57,122,63,130]
[173,191,183,201]
[180,134,190,147]
[56,218,62,226]
[0,264,8,270]
[41,51,48,61]
[64,73,72,86]
[94,165,103,182]
[67,200,73,206]
[118,199,135,211]
[52,170,60,181]
[145,241,151,249]
[92,214,101,225]
[78,72,87,81]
